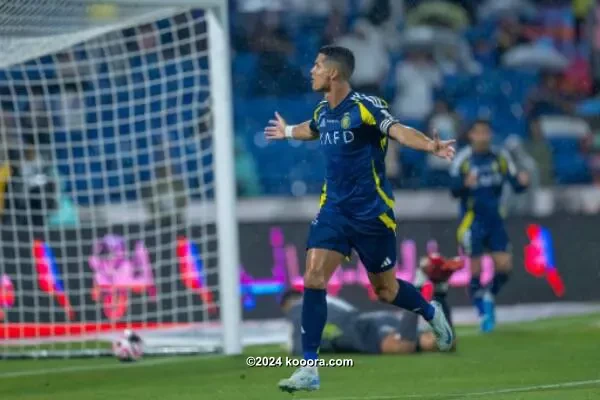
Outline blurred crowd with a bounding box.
[0,1,600,230]
[0,12,208,228]
[230,0,600,198]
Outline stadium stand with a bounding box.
[1,1,597,203]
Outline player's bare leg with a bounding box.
[483,251,513,331]
[278,248,343,393]
[304,248,344,289]
[491,252,512,281]
[367,269,454,351]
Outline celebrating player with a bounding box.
[280,253,462,357]
[264,45,456,393]
[449,119,529,333]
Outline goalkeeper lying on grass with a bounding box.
[280,253,462,355]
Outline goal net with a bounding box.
[0,0,242,358]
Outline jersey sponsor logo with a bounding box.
[467,164,503,188]
[477,167,503,187]
[320,130,355,145]
[478,173,503,187]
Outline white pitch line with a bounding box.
[0,356,197,379]
[297,379,600,400]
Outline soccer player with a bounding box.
[280,253,462,357]
[449,119,529,333]
[264,45,456,393]
[280,290,446,356]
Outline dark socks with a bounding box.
[301,288,327,361]
[392,279,435,321]
[491,271,510,296]
[469,276,485,316]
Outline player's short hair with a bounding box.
[279,289,303,308]
[318,45,355,80]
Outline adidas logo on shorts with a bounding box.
[380,257,392,269]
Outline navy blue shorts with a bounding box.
[457,211,510,257]
[306,208,397,274]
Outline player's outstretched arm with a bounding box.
[388,124,456,161]
[264,112,319,141]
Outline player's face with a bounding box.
[469,123,492,151]
[310,54,332,92]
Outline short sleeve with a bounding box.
[356,95,399,136]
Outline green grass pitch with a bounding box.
[1,313,599,400]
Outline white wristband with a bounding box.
[285,125,295,139]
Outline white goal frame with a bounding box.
[204,1,243,356]
[0,0,242,356]
[164,0,242,356]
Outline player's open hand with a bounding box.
[264,112,287,140]
[431,130,456,161]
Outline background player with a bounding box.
[449,120,529,333]
[264,45,456,393]
[280,253,462,356]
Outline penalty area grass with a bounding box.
[0,313,599,400]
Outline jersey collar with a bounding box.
[326,90,355,114]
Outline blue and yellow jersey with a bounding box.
[449,146,526,219]
[308,91,399,221]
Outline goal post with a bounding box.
[206,6,242,357]
[0,0,242,357]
